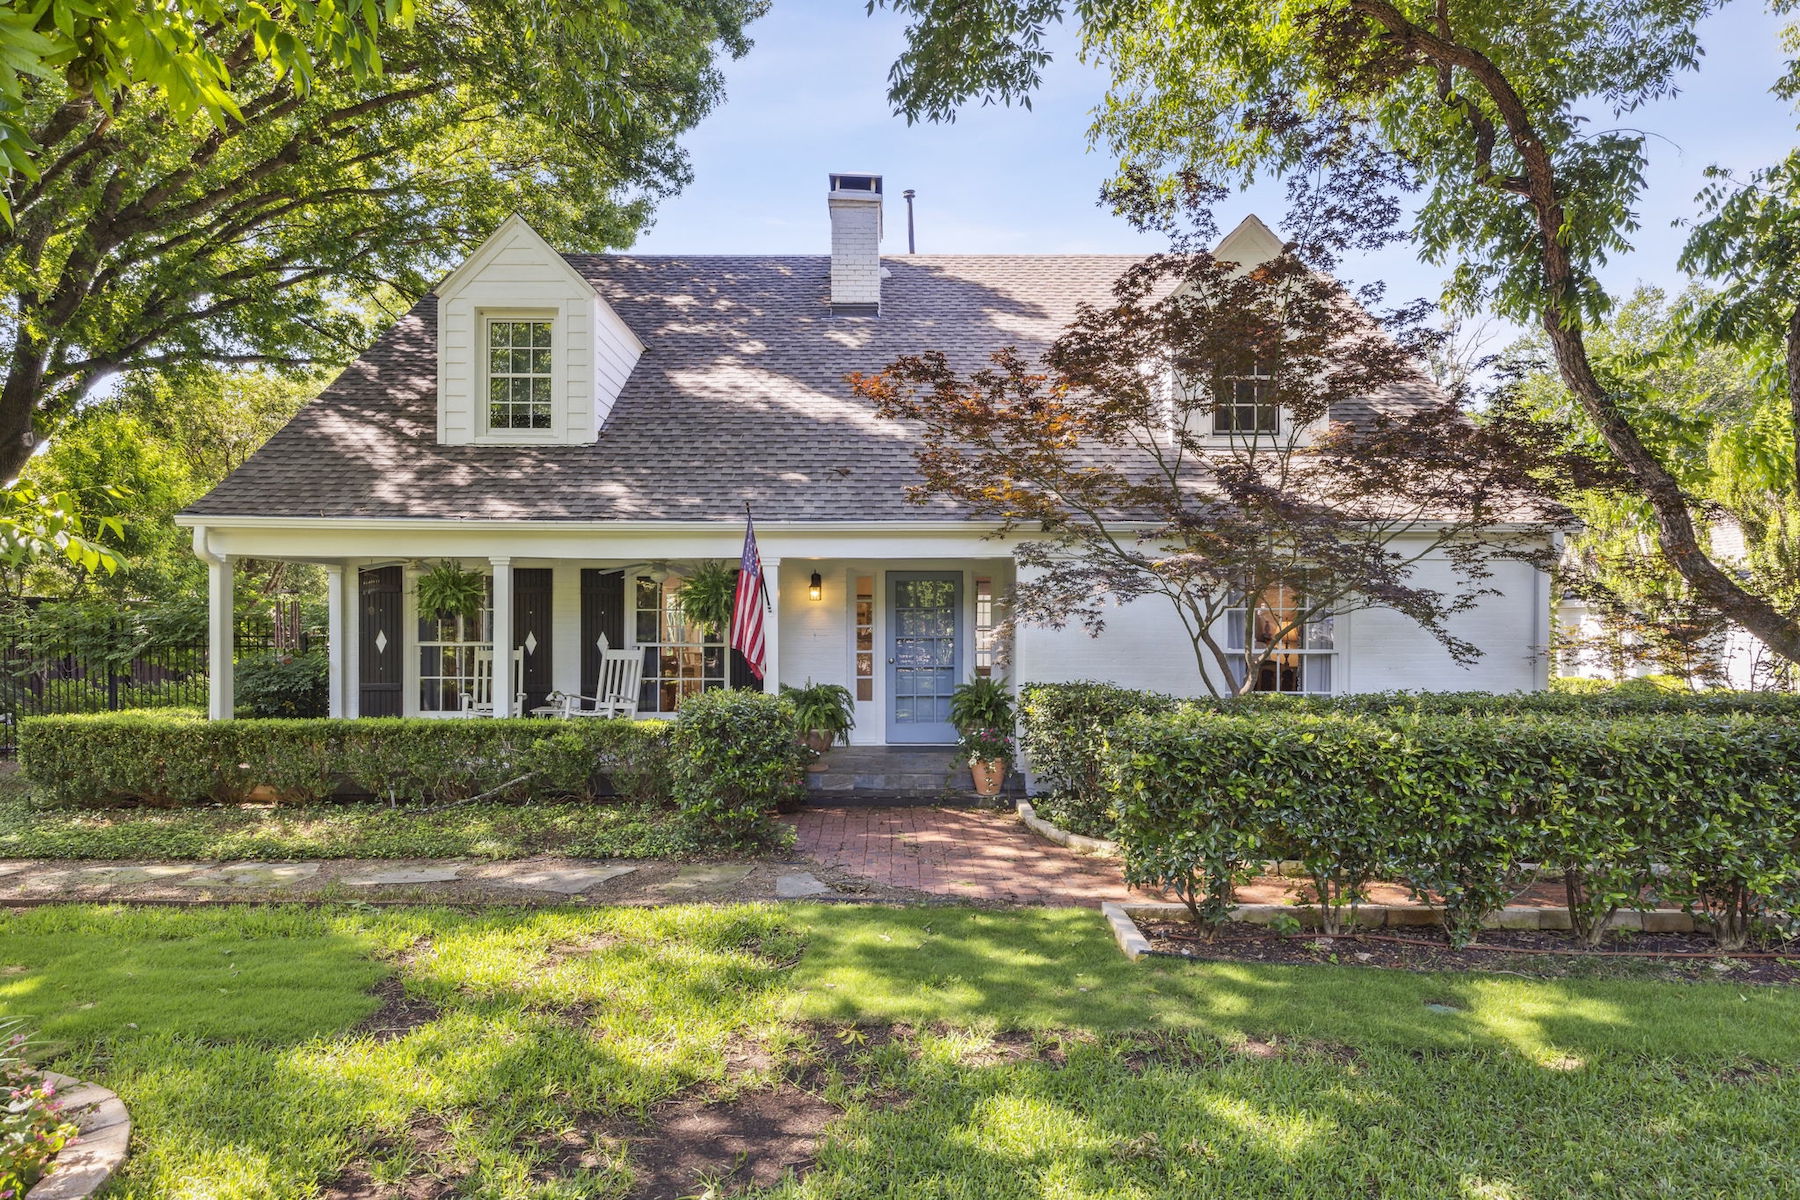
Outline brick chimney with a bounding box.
[828,172,883,315]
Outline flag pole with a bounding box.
[745,501,772,611]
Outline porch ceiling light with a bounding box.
[809,571,823,601]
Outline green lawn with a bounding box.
[0,788,745,861]
[4,904,1798,1199]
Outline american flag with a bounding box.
[731,507,770,679]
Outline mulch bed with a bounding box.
[1138,919,1800,985]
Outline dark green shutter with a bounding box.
[513,568,553,711]
[358,566,403,716]
[579,569,625,700]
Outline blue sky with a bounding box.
[633,1,1797,318]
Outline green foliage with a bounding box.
[521,720,673,805]
[1103,704,1800,949]
[957,724,1014,764]
[874,0,1800,672]
[0,1019,75,1198]
[673,560,737,638]
[780,678,856,744]
[1017,681,1178,835]
[0,0,764,486]
[413,560,487,623]
[234,653,328,718]
[0,0,414,219]
[668,689,808,846]
[948,675,1014,734]
[1106,706,1265,932]
[16,368,323,600]
[20,712,675,810]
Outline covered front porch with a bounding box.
[184,519,1015,746]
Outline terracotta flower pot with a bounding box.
[802,729,834,769]
[970,758,1007,797]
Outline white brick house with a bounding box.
[176,174,1555,742]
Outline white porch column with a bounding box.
[325,564,349,718]
[761,557,782,694]
[207,553,235,720]
[490,556,514,717]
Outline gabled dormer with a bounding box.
[435,215,645,446]
[1170,214,1328,447]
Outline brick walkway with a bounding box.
[788,804,1579,911]
[788,806,1140,906]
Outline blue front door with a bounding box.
[886,572,962,744]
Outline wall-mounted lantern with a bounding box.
[809,571,824,601]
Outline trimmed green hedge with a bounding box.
[1224,689,1800,718]
[1020,681,1800,840]
[20,712,674,809]
[19,695,815,845]
[1107,708,1800,949]
[1019,682,1177,835]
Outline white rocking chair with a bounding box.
[461,647,526,717]
[557,649,644,719]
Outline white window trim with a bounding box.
[1210,359,1283,439]
[1223,585,1339,696]
[631,573,727,716]
[476,308,562,444]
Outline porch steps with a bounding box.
[806,746,1024,805]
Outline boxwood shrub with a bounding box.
[1106,706,1800,949]
[669,689,810,846]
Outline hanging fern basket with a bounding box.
[415,560,488,623]
[674,560,737,638]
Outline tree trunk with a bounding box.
[1350,0,1800,667]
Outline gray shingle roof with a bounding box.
[183,253,1442,523]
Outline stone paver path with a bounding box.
[176,862,320,888]
[775,872,833,899]
[477,862,638,894]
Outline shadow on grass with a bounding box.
[780,904,1800,1066]
[769,1028,1800,1199]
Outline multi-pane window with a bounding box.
[634,574,725,714]
[418,577,492,712]
[854,575,875,702]
[1213,358,1279,435]
[974,576,997,677]
[487,318,554,431]
[1226,582,1335,694]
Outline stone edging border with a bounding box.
[1099,900,1698,960]
[26,1072,130,1200]
[1015,800,1122,858]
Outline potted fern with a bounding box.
[674,560,737,638]
[781,679,856,759]
[950,676,1015,796]
[415,560,487,623]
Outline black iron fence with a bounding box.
[0,601,312,755]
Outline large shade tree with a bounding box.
[871,0,1800,666]
[0,0,413,214]
[0,0,762,484]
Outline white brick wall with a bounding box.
[829,193,883,307]
[1013,545,1552,696]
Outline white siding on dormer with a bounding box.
[435,215,643,446]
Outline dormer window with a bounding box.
[1213,358,1279,435]
[486,316,555,432]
